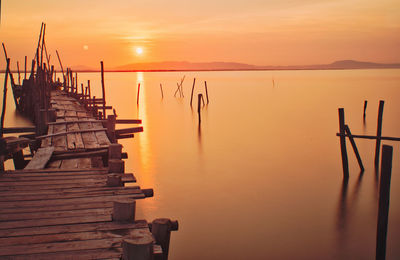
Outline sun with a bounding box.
[135,47,143,55]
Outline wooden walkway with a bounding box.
[0,90,177,259]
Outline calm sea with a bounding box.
[1,69,400,259]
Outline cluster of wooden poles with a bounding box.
[136,76,210,124]
[336,100,396,260]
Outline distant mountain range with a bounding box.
[2,60,400,73]
[110,60,400,72]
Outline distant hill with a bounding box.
[114,61,257,71]
[3,60,399,73]
[112,60,400,72]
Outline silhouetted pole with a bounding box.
[345,125,364,172]
[0,58,10,137]
[374,101,384,169]
[376,145,393,260]
[197,94,202,124]
[16,61,20,85]
[363,100,367,122]
[56,50,65,83]
[137,83,141,106]
[100,61,106,119]
[190,78,196,106]
[204,81,209,104]
[338,108,349,179]
[24,56,27,80]
[160,83,164,99]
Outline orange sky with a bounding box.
[1,0,399,70]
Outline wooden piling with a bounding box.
[151,219,179,260]
[345,125,364,172]
[137,83,141,106]
[0,58,10,137]
[17,61,21,85]
[363,100,367,122]
[122,232,154,260]
[204,81,209,104]
[113,199,136,222]
[197,94,202,124]
[374,100,384,169]
[160,83,164,98]
[376,145,393,260]
[75,72,78,95]
[100,61,106,119]
[24,56,27,80]
[338,108,349,179]
[190,78,196,106]
[107,173,123,187]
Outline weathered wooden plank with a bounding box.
[0,219,148,237]
[0,193,145,209]
[24,147,55,169]
[66,119,85,150]
[60,158,79,168]
[41,124,53,147]
[0,181,109,191]
[0,173,135,182]
[0,208,112,222]
[0,248,122,260]
[0,187,143,202]
[36,128,107,140]
[52,122,67,151]
[0,201,113,215]
[0,214,111,230]
[0,185,140,197]
[7,167,107,174]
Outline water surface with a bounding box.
[1,69,400,259]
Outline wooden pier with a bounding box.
[0,23,178,260]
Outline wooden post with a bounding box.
[17,61,21,85]
[376,145,393,260]
[374,100,384,169]
[338,108,349,179]
[75,72,78,95]
[109,159,125,173]
[345,125,364,172]
[160,83,164,98]
[56,50,65,83]
[24,56,27,80]
[137,83,141,106]
[197,94,202,124]
[0,58,10,137]
[363,100,367,122]
[151,219,179,260]
[12,151,26,170]
[113,199,136,222]
[80,83,84,100]
[100,61,106,119]
[190,78,196,106]
[204,81,209,104]
[107,115,116,143]
[122,231,154,260]
[109,143,122,159]
[107,174,122,187]
[88,80,91,107]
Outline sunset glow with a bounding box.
[0,0,399,70]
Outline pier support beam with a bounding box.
[150,218,179,260]
[122,229,154,260]
[112,199,136,222]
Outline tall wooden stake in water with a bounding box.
[197,94,202,124]
[363,100,368,122]
[190,78,196,106]
[160,83,164,99]
[374,101,384,169]
[344,125,364,172]
[376,145,393,260]
[338,108,349,179]
[204,81,209,104]
[100,61,106,119]
[137,83,141,106]
[0,58,10,137]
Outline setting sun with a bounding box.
[135,47,143,55]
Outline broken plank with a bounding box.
[24,147,55,170]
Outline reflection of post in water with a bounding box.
[376,145,393,260]
[336,178,349,230]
